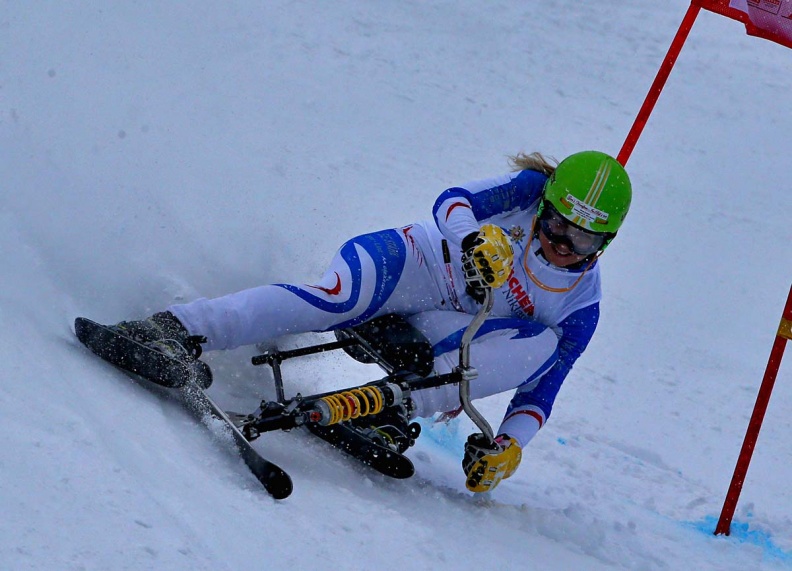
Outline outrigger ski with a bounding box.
[74,289,500,499]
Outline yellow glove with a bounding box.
[463,433,522,493]
[461,225,514,296]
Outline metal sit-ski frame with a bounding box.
[242,290,497,445]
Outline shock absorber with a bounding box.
[312,382,404,426]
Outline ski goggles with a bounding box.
[538,202,609,256]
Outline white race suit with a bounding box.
[170,169,602,447]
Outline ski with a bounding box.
[306,422,415,479]
[180,383,292,499]
[74,317,293,500]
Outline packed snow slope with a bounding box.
[3,1,792,569]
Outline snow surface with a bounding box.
[3,1,792,569]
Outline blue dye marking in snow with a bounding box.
[416,417,466,453]
[557,437,567,446]
[686,515,792,564]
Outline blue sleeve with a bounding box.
[504,302,600,422]
[432,169,547,227]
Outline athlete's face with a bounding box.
[537,228,590,267]
[536,202,607,267]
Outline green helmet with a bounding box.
[540,151,631,235]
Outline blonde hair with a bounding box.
[507,152,557,176]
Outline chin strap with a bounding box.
[522,216,600,294]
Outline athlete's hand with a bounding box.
[461,224,513,302]
[462,433,522,493]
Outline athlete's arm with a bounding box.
[432,169,547,244]
[496,302,599,447]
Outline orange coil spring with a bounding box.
[320,386,385,425]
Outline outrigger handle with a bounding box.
[456,288,496,445]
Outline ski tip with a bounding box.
[271,484,293,500]
[266,472,293,500]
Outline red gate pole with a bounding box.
[714,284,792,535]
[617,3,701,167]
